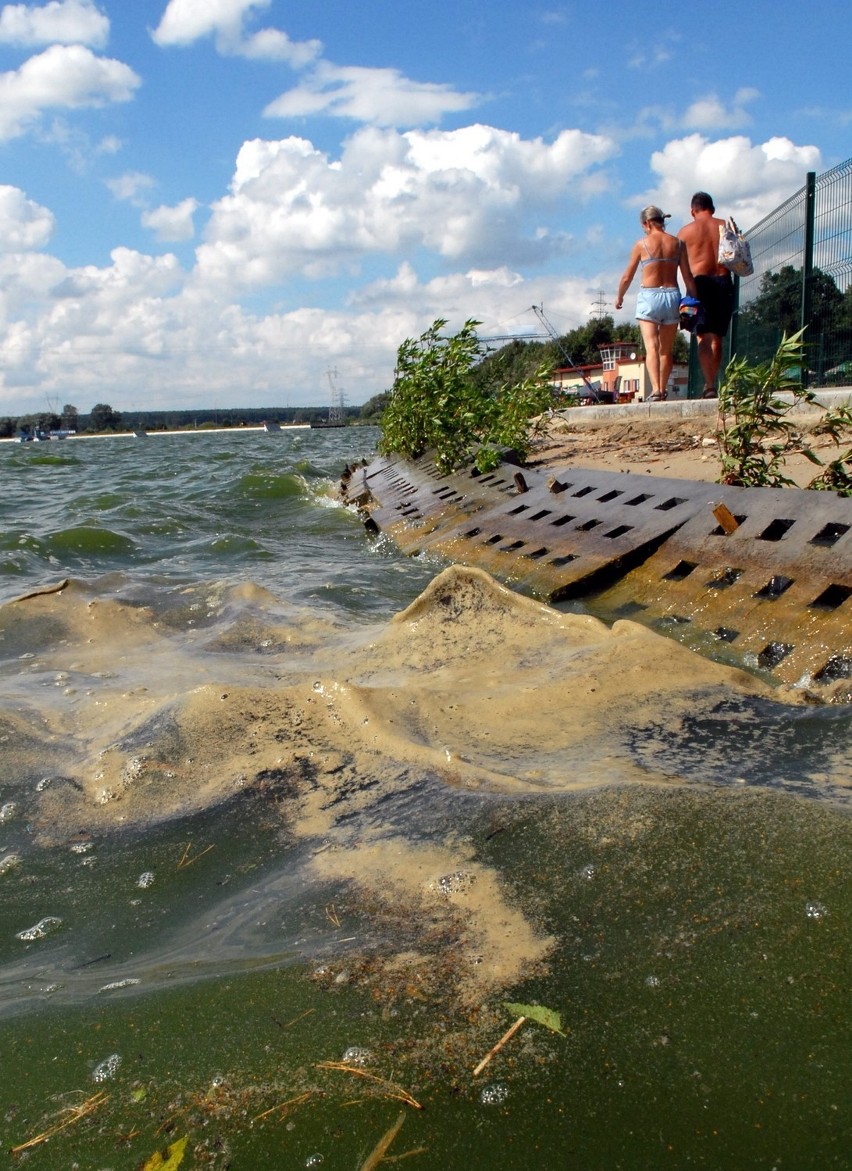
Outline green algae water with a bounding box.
[1,429,850,1168]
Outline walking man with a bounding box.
[677,192,735,397]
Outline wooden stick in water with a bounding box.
[472,1015,526,1077]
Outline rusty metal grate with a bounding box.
[341,455,852,689]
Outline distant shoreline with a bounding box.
[0,424,315,444]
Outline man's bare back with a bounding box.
[677,210,726,277]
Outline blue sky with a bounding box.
[0,0,848,414]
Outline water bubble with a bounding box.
[0,853,21,876]
[16,916,63,941]
[579,863,596,880]
[98,978,140,993]
[432,870,475,896]
[341,1046,372,1066]
[70,841,93,854]
[35,777,53,792]
[136,871,155,889]
[805,900,827,920]
[0,802,17,823]
[644,974,660,988]
[305,1156,324,1168]
[480,1082,509,1106]
[92,1053,122,1082]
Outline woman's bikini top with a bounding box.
[640,238,682,268]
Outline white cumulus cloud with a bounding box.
[0,43,140,141]
[264,62,481,128]
[644,133,822,230]
[0,185,55,251]
[195,123,618,289]
[682,88,760,131]
[0,0,108,48]
[152,0,321,65]
[142,198,200,242]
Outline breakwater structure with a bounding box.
[340,450,852,695]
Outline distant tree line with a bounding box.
[0,402,371,439]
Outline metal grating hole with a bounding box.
[757,642,794,669]
[615,600,647,616]
[485,534,503,545]
[605,524,634,539]
[625,493,653,505]
[713,627,740,643]
[577,518,601,531]
[660,614,691,626]
[551,515,576,527]
[706,566,743,589]
[526,547,549,560]
[711,515,747,535]
[530,509,553,521]
[809,583,852,611]
[478,475,497,483]
[572,486,594,497]
[598,490,624,502]
[550,554,578,567]
[664,560,697,581]
[500,540,526,552]
[754,574,794,599]
[758,518,795,541]
[814,655,852,681]
[464,527,482,538]
[507,504,529,515]
[811,522,850,547]
[655,497,687,511]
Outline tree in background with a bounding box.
[737,265,849,380]
[88,403,123,432]
[61,404,79,432]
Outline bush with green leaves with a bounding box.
[378,318,555,474]
[717,329,852,494]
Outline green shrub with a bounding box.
[378,318,554,474]
[717,329,852,494]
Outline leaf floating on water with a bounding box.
[504,1001,565,1035]
[142,1134,189,1170]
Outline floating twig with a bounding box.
[10,1090,109,1154]
[325,903,341,928]
[280,1007,315,1030]
[252,1090,314,1123]
[472,1015,526,1076]
[358,1111,406,1171]
[176,842,214,869]
[316,1063,423,1111]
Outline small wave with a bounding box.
[235,470,305,500]
[45,526,136,556]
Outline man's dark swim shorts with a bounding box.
[695,273,735,337]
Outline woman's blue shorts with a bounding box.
[636,286,680,325]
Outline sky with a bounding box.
[0,0,849,415]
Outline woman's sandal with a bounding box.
[702,386,718,399]
[648,392,666,401]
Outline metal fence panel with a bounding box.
[734,159,852,385]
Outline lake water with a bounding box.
[1,427,850,1169]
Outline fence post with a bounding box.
[801,170,816,388]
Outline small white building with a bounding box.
[553,341,688,403]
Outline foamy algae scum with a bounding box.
[1,430,851,1166]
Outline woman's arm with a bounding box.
[678,243,698,299]
[615,242,641,310]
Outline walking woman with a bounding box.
[615,206,697,400]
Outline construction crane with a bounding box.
[531,304,600,401]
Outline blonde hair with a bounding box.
[640,205,670,226]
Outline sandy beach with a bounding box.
[528,400,851,488]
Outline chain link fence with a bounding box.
[732,159,852,387]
